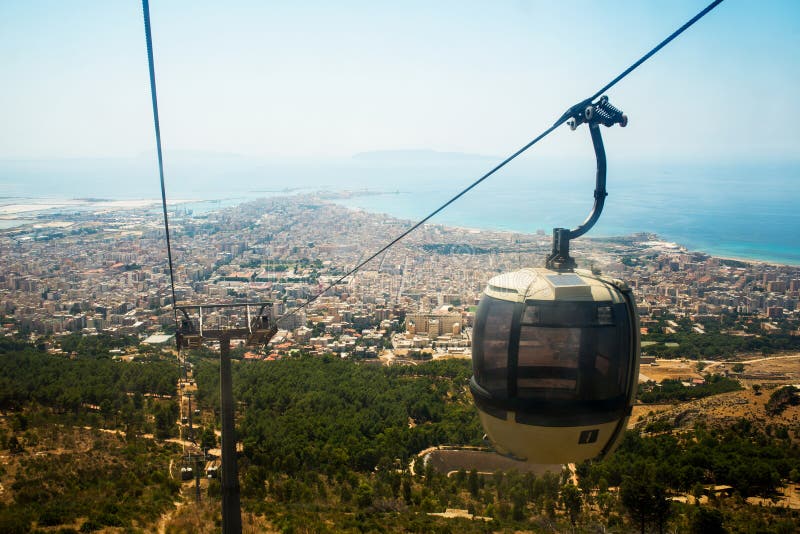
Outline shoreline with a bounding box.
[2,192,798,268]
[326,197,800,269]
[322,191,800,267]
[0,197,201,216]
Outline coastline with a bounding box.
[325,193,800,268]
[0,197,199,216]
[2,191,797,268]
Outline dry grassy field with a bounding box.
[638,359,705,383]
[630,385,800,431]
[632,353,800,433]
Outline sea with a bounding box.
[1,154,798,265]
[333,159,800,266]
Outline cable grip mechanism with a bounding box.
[545,96,627,271]
[567,95,628,131]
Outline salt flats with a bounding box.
[0,198,195,216]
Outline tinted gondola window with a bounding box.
[472,295,515,397]
[517,326,580,394]
[517,301,629,402]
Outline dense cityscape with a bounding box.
[2,194,798,357]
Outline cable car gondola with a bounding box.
[469,97,640,464]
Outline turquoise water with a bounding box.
[332,160,800,266]
[2,156,798,265]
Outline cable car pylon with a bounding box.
[469,97,641,465]
[175,303,278,534]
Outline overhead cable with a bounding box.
[142,0,179,325]
[278,0,725,324]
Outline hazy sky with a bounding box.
[2,0,799,162]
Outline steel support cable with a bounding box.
[142,0,179,326]
[278,0,724,325]
[590,0,723,102]
[277,122,560,325]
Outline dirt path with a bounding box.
[155,359,194,534]
[156,499,186,534]
[704,352,800,370]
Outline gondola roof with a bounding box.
[484,267,630,304]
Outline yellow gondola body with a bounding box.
[470,267,640,464]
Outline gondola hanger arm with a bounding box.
[545,97,627,272]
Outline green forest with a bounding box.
[195,356,482,474]
[641,331,800,359]
[0,341,178,437]
[192,354,800,533]
[1,336,799,532]
[0,339,182,532]
[637,374,741,404]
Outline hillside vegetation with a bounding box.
[0,338,181,532]
[191,355,800,533]
[1,336,798,533]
